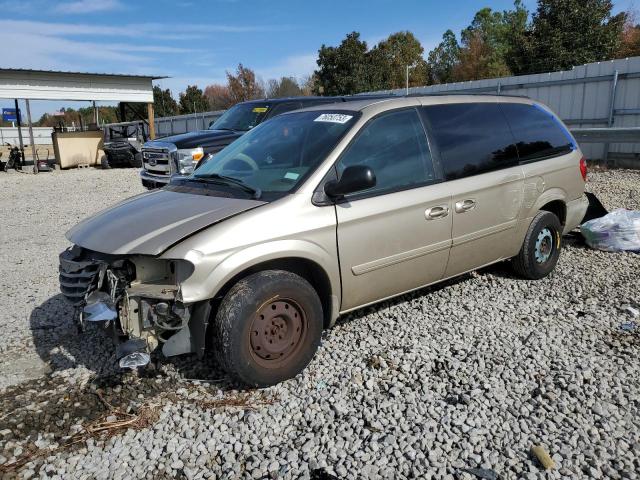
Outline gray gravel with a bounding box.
[0,167,639,479]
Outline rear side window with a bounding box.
[337,108,435,196]
[267,102,302,118]
[422,103,518,181]
[500,103,575,162]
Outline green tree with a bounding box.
[226,64,265,103]
[153,86,179,117]
[427,30,461,84]
[524,0,626,73]
[266,77,303,98]
[179,85,208,114]
[375,31,428,89]
[314,32,371,95]
[459,3,528,78]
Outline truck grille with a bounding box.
[142,147,172,177]
[59,249,103,306]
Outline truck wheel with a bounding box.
[212,270,323,387]
[512,211,562,280]
[130,152,143,168]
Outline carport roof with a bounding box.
[0,68,168,103]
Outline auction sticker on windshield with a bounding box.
[314,113,353,124]
[253,107,269,113]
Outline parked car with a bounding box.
[139,95,389,189]
[60,95,589,386]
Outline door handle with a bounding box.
[425,205,449,220]
[455,199,476,213]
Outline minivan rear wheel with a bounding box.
[212,270,323,387]
[512,211,562,280]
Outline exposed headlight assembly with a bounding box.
[176,147,204,174]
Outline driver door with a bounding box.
[334,108,452,311]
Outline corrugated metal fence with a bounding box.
[368,57,640,166]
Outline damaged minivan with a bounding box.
[60,95,589,386]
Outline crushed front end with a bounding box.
[59,245,207,369]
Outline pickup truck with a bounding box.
[139,96,387,188]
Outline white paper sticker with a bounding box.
[314,113,353,124]
[284,172,300,180]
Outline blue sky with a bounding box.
[0,0,635,118]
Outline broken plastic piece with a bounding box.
[531,445,556,470]
[82,291,117,322]
[620,321,638,332]
[623,305,639,318]
[119,352,150,369]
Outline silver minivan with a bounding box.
[60,95,589,386]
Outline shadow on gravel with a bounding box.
[29,294,119,376]
[29,294,240,387]
[335,273,473,327]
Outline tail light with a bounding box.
[579,156,587,181]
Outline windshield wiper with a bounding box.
[191,174,262,199]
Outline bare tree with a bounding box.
[204,83,235,110]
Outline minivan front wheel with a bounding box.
[212,270,323,387]
[512,211,562,280]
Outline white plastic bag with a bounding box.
[581,209,640,252]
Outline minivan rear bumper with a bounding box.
[565,194,589,233]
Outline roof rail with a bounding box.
[403,92,530,99]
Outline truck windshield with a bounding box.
[209,103,270,132]
[193,110,359,194]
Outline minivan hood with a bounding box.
[66,189,265,255]
[152,130,242,149]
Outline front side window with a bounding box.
[209,103,271,132]
[423,103,518,180]
[500,103,575,162]
[337,108,435,196]
[193,110,359,195]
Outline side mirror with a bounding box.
[324,165,376,198]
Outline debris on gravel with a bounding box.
[1,168,639,479]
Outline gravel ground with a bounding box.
[0,167,639,479]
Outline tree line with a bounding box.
[35,0,640,125]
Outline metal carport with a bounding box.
[0,69,165,172]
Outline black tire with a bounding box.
[512,211,562,280]
[212,270,323,387]
[130,152,143,168]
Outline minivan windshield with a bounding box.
[209,103,270,132]
[193,110,359,195]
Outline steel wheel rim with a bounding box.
[250,298,306,368]
[534,227,555,264]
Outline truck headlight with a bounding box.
[176,147,204,175]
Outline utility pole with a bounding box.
[406,65,409,95]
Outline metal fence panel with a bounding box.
[367,57,640,164]
[0,127,53,145]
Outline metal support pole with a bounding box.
[92,100,98,124]
[603,70,619,167]
[497,82,502,95]
[25,99,37,173]
[14,99,25,163]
